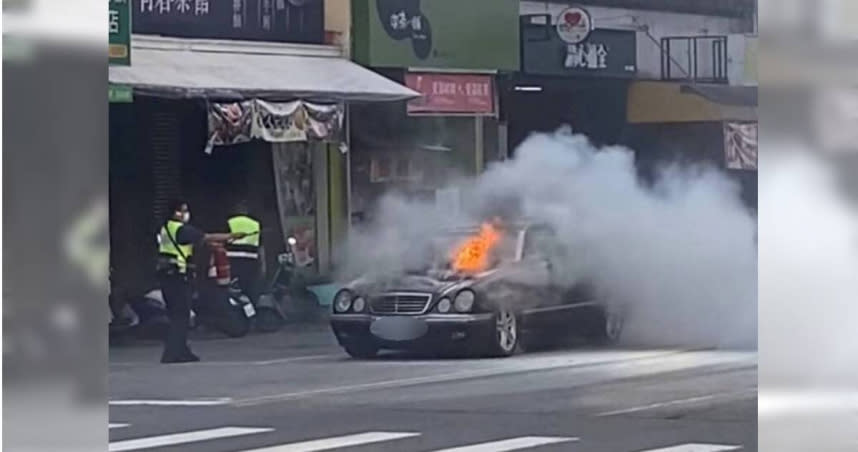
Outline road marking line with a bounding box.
[636,444,742,452]
[108,426,273,451]
[109,398,232,406]
[233,350,695,406]
[238,431,420,452]
[431,436,578,452]
[187,354,341,367]
[110,354,339,368]
[596,389,756,417]
[109,423,130,429]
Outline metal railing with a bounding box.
[661,36,728,84]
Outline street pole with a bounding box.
[475,116,485,174]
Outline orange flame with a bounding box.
[450,222,503,274]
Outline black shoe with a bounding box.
[161,354,199,364]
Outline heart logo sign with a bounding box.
[556,7,592,44]
[564,12,582,26]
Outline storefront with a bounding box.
[624,80,758,208]
[108,30,416,297]
[348,0,519,222]
[504,10,638,152]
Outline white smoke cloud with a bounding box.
[340,128,757,349]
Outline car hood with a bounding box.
[345,270,499,296]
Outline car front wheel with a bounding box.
[344,343,378,360]
[487,308,520,357]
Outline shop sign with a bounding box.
[556,6,593,44]
[132,0,324,44]
[352,0,519,71]
[109,0,132,65]
[522,25,637,78]
[405,73,494,116]
[109,84,134,103]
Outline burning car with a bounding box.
[329,220,624,358]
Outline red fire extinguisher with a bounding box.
[208,243,231,286]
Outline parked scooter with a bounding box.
[257,236,321,325]
[191,243,255,338]
[109,289,170,343]
[251,277,288,333]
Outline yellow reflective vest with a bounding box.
[158,220,193,273]
[227,215,260,259]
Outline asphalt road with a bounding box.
[109,327,757,452]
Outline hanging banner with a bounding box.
[723,122,758,170]
[272,143,317,269]
[205,101,254,154]
[205,100,343,153]
[253,100,343,143]
[303,102,344,141]
[254,100,309,142]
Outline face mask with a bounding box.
[182,212,191,223]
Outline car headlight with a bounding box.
[352,297,366,313]
[334,290,353,313]
[454,290,475,313]
[436,298,452,313]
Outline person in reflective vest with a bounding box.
[226,201,262,304]
[157,199,246,364]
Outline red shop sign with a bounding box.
[405,73,495,115]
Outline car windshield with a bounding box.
[418,226,519,274]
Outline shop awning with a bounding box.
[627,81,756,124]
[680,84,758,107]
[108,35,419,102]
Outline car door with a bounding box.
[518,225,568,328]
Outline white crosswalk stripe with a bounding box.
[431,436,579,452]
[238,431,421,451]
[108,424,742,452]
[636,444,742,452]
[108,426,273,451]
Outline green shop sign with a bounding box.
[109,0,131,65]
[352,0,519,71]
[109,84,133,103]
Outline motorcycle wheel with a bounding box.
[215,305,251,338]
[254,306,285,333]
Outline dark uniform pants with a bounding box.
[230,258,260,304]
[158,272,193,360]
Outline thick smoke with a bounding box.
[339,128,757,349]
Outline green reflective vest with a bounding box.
[227,215,260,259]
[158,220,193,273]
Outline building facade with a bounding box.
[511,0,757,209]
[346,0,520,223]
[108,0,415,299]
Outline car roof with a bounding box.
[440,219,545,235]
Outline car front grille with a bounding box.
[370,293,432,315]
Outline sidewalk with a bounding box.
[109,323,340,367]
